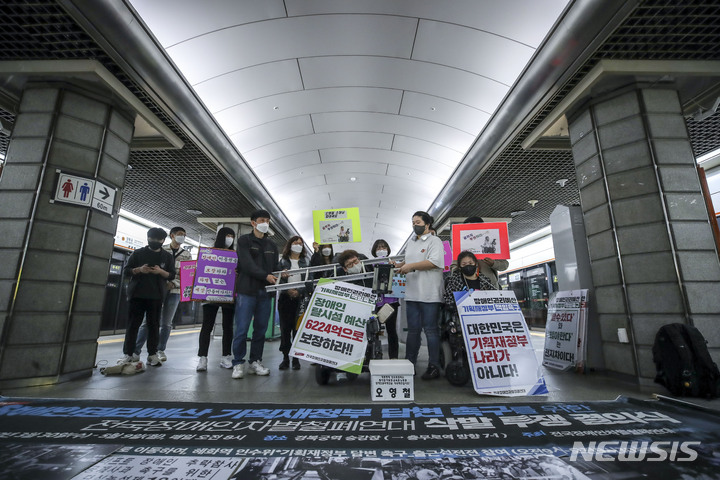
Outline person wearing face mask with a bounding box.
[231,209,279,379]
[371,239,400,359]
[391,211,445,380]
[310,242,336,279]
[118,227,175,366]
[338,249,371,286]
[196,227,236,372]
[134,226,192,362]
[276,236,309,370]
[443,251,495,312]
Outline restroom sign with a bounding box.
[52,170,116,216]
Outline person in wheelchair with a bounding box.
[441,251,495,385]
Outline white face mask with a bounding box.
[322,248,332,256]
[376,249,388,258]
[255,222,269,234]
[291,244,303,254]
[225,236,234,247]
[174,235,185,244]
[346,264,362,274]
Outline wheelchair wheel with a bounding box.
[445,360,470,387]
[315,365,331,385]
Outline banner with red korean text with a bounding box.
[290,280,377,374]
[453,289,547,396]
[542,290,589,371]
[179,260,196,302]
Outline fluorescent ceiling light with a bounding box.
[509,225,552,250]
[697,147,720,164]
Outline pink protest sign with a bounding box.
[443,240,452,272]
[179,261,196,302]
[191,247,238,303]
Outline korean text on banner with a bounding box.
[191,248,238,303]
[290,280,377,374]
[454,289,547,396]
[312,208,362,244]
[543,290,589,371]
[179,261,197,302]
[390,274,406,298]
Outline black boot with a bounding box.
[279,355,290,370]
[292,357,300,370]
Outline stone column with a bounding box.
[567,84,720,381]
[0,82,135,387]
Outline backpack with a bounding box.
[652,323,720,398]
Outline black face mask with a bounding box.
[148,240,163,250]
[413,224,426,236]
[461,265,477,277]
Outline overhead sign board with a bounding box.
[51,170,116,216]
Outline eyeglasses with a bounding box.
[345,258,360,269]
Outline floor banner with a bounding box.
[542,290,589,371]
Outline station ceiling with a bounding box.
[1,0,719,252]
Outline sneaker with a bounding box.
[196,356,208,372]
[219,355,233,369]
[157,350,167,362]
[279,357,290,370]
[336,372,348,383]
[147,354,162,367]
[232,363,245,379]
[292,357,300,370]
[131,353,140,362]
[117,354,133,364]
[248,361,270,376]
[421,365,440,380]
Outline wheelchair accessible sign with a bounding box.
[51,170,117,216]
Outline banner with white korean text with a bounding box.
[191,247,237,303]
[454,289,547,396]
[290,280,377,374]
[542,290,589,370]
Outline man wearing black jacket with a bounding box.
[231,209,279,379]
[119,227,175,366]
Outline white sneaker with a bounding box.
[157,350,167,362]
[147,354,162,366]
[248,361,270,376]
[196,356,208,372]
[117,354,133,364]
[336,372,348,383]
[219,355,233,369]
[232,363,245,379]
[131,353,140,362]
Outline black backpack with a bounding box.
[652,323,720,398]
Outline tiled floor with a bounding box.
[1,326,685,407]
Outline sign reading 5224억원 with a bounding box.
[454,289,547,396]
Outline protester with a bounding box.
[196,227,236,372]
[118,227,175,366]
[231,209,279,379]
[392,211,444,379]
[277,235,309,370]
[310,242,336,278]
[134,226,192,362]
[443,251,495,311]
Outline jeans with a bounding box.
[404,301,441,369]
[124,298,162,356]
[232,290,272,365]
[135,293,180,354]
[198,303,235,357]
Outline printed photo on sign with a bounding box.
[290,280,376,374]
[318,219,353,244]
[451,222,510,260]
[454,289,547,396]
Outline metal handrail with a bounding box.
[266,255,404,293]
